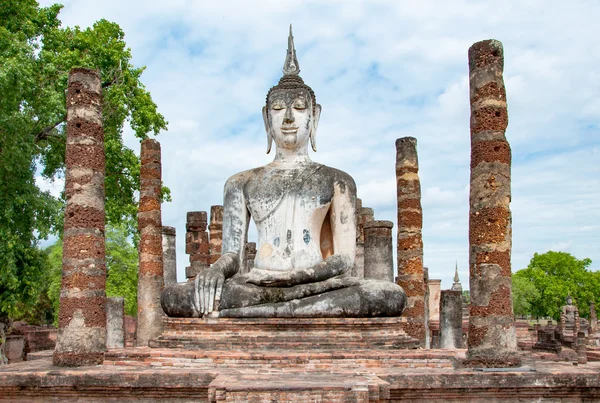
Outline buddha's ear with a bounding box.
[310,103,321,152]
[262,106,272,154]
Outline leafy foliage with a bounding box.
[0,1,167,319]
[513,251,597,320]
[511,275,540,318]
[105,226,138,317]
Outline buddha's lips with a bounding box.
[281,127,298,134]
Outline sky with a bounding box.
[37,0,600,289]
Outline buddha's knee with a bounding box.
[161,281,199,317]
[357,280,407,317]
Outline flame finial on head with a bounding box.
[283,24,300,76]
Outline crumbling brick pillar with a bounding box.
[136,139,164,346]
[209,205,224,265]
[363,220,394,282]
[162,226,177,286]
[106,297,125,349]
[54,68,107,366]
[185,211,210,280]
[466,39,520,367]
[395,136,425,344]
[440,290,463,349]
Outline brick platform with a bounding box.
[2,353,600,402]
[149,317,420,350]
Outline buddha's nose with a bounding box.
[284,107,294,123]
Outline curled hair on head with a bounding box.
[265,75,316,116]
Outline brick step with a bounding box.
[150,336,417,350]
[153,316,420,350]
[103,348,456,371]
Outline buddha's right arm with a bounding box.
[195,174,250,315]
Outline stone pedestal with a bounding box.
[440,290,463,349]
[54,68,107,367]
[395,136,425,344]
[185,211,209,280]
[427,279,442,322]
[363,220,394,282]
[106,297,125,349]
[162,226,177,285]
[136,139,164,346]
[466,39,520,367]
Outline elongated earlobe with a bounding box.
[262,106,273,154]
[310,104,322,152]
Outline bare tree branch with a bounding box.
[34,118,66,143]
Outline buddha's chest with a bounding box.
[244,167,334,227]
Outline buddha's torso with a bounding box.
[243,161,337,271]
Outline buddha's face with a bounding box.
[265,88,315,151]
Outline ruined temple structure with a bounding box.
[4,35,600,402]
[465,39,520,368]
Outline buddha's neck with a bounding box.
[273,147,311,166]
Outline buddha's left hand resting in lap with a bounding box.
[161,27,407,318]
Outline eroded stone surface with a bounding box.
[136,139,164,346]
[395,136,426,344]
[465,39,519,367]
[54,68,106,367]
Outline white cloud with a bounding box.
[38,0,600,288]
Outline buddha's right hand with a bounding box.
[194,252,240,316]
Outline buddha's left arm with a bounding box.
[247,176,357,287]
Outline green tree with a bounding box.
[105,226,138,317]
[0,1,167,319]
[514,251,597,320]
[511,275,540,318]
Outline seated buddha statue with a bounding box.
[161,27,407,318]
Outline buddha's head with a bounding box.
[263,26,321,154]
[566,295,573,306]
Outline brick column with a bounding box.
[209,205,224,265]
[106,297,125,349]
[162,226,177,286]
[395,136,425,344]
[363,220,394,282]
[440,290,463,349]
[54,68,106,366]
[136,139,164,346]
[466,39,520,367]
[185,211,210,280]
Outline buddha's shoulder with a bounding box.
[224,166,269,188]
[314,164,357,194]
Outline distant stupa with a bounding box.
[451,261,463,292]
